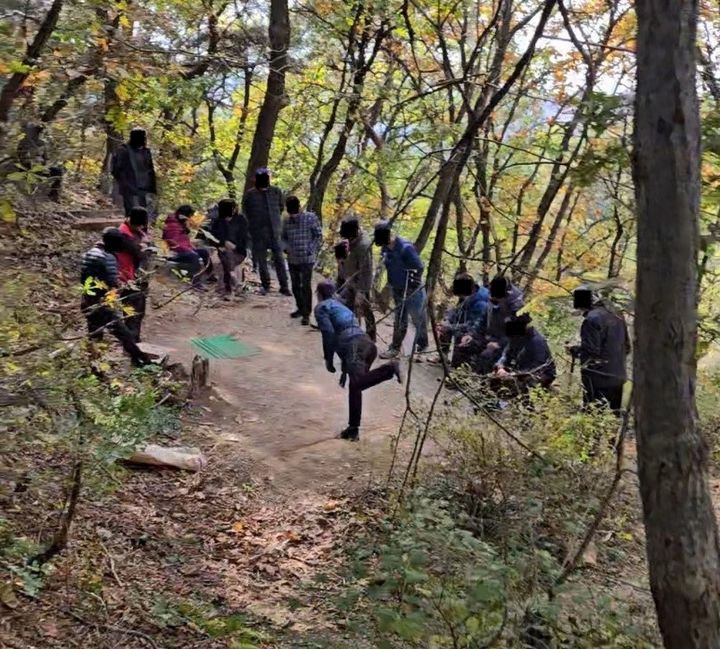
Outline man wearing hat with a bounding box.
[569,287,631,413]
[242,167,291,296]
[338,216,376,341]
[373,221,429,359]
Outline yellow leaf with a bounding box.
[0,200,16,223]
[231,521,245,533]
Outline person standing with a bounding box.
[373,221,429,359]
[242,167,290,296]
[281,196,322,325]
[111,127,157,219]
[568,287,631,413]
[117,207,151,342]
[80,228,151,366]
[314,280,401,441]
[338,216,376,342]
[209,199,248,298]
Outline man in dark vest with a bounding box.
[569,287,631,413]
[112,127,158,219]
[242,167,290,296]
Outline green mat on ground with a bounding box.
[191,335,257,360]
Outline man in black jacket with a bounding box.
[242,168,290,296]
[209,199,248,297]
[111,128,157,219]
[569,287,631,413]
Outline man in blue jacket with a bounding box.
[435,272,490,368]
[314,280,401,441]
[374,221,429,359]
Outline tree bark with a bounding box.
[0,0,64,143]
[634,0,720,646]
[244,0,290,190]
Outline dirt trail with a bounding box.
[146,286,440,494]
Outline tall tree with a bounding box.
[244,0,290,190]
[634,0,720,645]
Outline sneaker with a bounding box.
[391,360,403,384]
[290,310,302,319]
[379,348,400,360]
[280,288,292,297]
[337,426,359,442]
[301,316,310,326]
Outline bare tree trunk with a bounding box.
[634,0,720,645]
[0,0,64,144]
[244,0,290,190]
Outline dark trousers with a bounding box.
[120,288,146,343]
[83,300,148,366]
[253,233,289,291]
[172,248,211,281]
[218,249,241,293]
[289,263,313,316]
[121,190,153,220]
[582,374,624,413]
[437,326,475,369]
[342,334,396,428]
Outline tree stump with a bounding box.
[189,355,209,398]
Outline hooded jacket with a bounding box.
[577,304,631,387]
[498,328,556,386]
[343,232,374,293]
[242,185,284,241]
[447,287,490,337]
[111,144,157,195]
[314,297,364,364]
[382,236,423,292]
[162,213,194,254]
[486,284,525,342]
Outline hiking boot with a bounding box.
[337,426,359,442]
[290,310,302,318]
[391,360,403,384]
[301,316,310,326]
[280,287,292,297]
[379,347,400,360]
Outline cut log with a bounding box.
[190,354,210,398]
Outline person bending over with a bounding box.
[435,271,489,368]
[80,228,151,367]
[314,280,402,442]
[493,314,556,397]
[281,195,322,325]
[209,199,248,298]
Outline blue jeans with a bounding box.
[391,286,429,351]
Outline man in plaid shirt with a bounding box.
[281,196,322,325]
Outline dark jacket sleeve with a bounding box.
[146,150,157,194]
[579,315,605,365]
[233,214,248,253]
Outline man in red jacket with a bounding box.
[162,205,211,286]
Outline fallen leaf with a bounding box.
[0,583,18,609]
